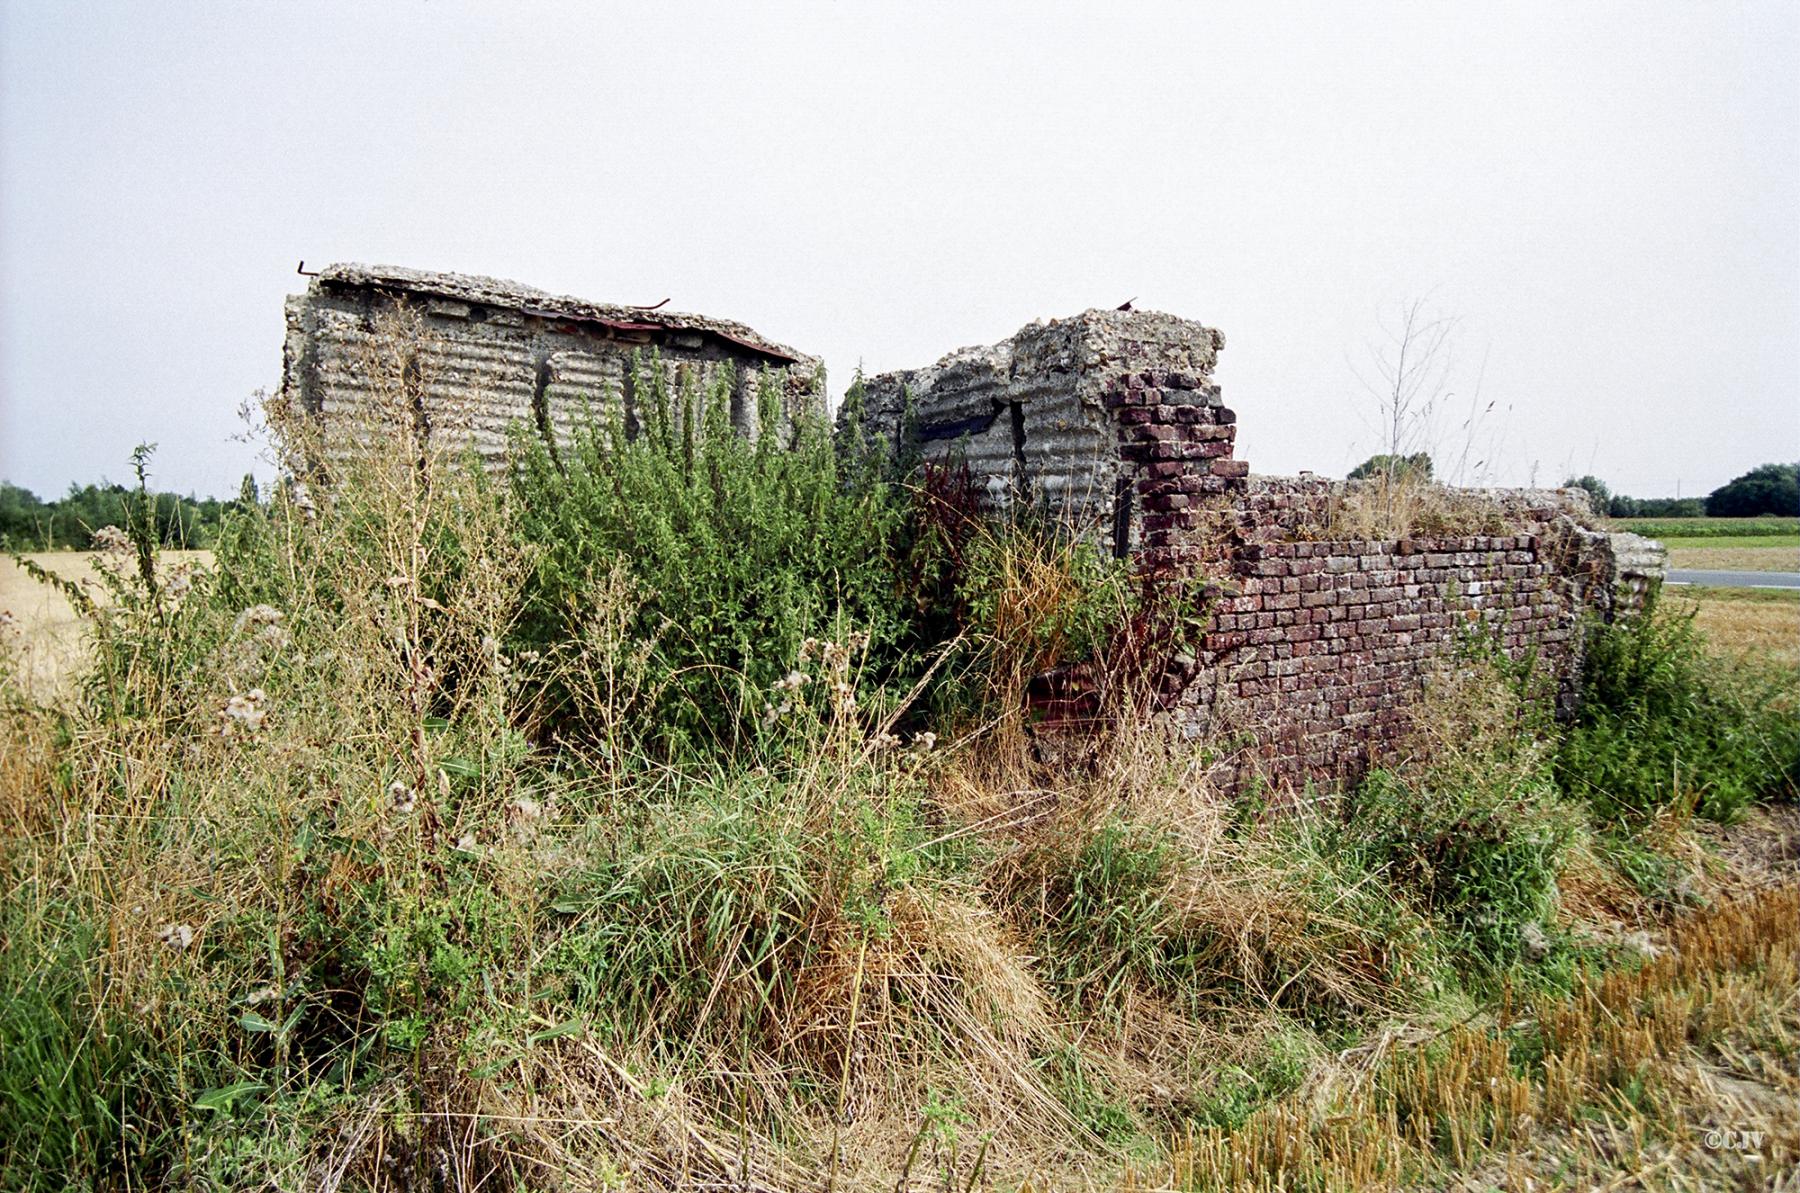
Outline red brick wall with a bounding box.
[1104,369,1246,572]
[1177,535,1579,790]
[1099,369,1607,794]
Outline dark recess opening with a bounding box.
[532,356,564,472]
[1008,400,1028,501]
[1111,477,1133,559]
[621,365,641,441]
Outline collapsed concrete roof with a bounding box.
[310,263,814,367]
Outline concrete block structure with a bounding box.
[281,264,822,469]
[848,308,1228,551]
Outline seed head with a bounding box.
[232,604,285,633]
[218,689,268,736]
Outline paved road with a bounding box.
[1666,569,1800,590]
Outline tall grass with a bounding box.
[2,309,1796,1189]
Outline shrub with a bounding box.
[1349,452,1434,482]
[1704,461,1799,518]
[509,358,917,756]
[1558,599,1800,821]
[1562,474,1609,511]
[1346,768,1570,965]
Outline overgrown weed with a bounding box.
[1,308,1796,1190]
[1559,592,1800,822]
[1323,472,1514,540]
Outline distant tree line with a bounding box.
[0,480,237,550]
[1563,463,1799,520]
[1560,476,1705,519]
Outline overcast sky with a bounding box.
[1,2,1795,500]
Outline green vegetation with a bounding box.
[0,477,233,551]
[1571,461,1799,523]
[1659,533,1800,551]
[1561,473,1611,512]
[1678,583,1800,605]
[1600,495,1706,519]
[1561,474,1704,520]
[1705,461,1800,518]
[1558,595,1800,821]
[1608,515,1798,541]
[1350,744,1570,966]
[507,363,919,755]
[1348,451,1432,481]
[2,333,1796,1188]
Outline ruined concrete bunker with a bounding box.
[281,264,822,469]
[282,271,1665,791]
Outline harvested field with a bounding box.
[1678,586,1800,670]
[1163,879,1800,1191]
[1666,543,1800,572]
[0,551,212,699]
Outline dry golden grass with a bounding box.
[1674,587,1800,670]
[1668,545,1800,572]
[1159,883,1800,1192]
[1320,474,1513,540]
[1,550,213,699]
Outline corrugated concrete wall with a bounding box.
[282,264,823,470]
[849,309,1226,538]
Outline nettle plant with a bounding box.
[508,356,920,758]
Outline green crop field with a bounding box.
[1659,533,1800,551]
[1609,515,1798,540]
